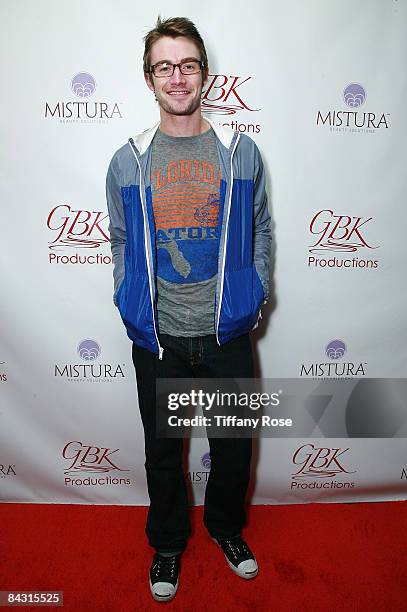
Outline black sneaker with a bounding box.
[215,535,258,579]
[149,553,180,602]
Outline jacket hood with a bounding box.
[131,117,236,155]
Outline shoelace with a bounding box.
[152,556,177,579]
[222,538,251,561]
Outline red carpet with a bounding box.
[1,502,407,611]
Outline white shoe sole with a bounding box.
[225,557,259,579]
[149,578,179,602]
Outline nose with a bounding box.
[170,65,186,83]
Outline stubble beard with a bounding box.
[155,89,202,117]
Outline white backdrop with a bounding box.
[1,0,407,505]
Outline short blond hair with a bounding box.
[143,16,208,74]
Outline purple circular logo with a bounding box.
[343,83,366,108]
[77,339,101,361]
[71,72,96,98]
[326,340,346,360]
[201,452,211,470]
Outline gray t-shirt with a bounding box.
[150,128,221,336]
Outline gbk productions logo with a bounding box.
[316,82,389,134]
[44,71,123,124]
[47,204,111,265]
[300,339,367,378]
[62,440,131,487]
[54,339,125,383]
[0,462,16,479]
[187,452,211,485]
[0,360,7,383]
[290,444,356,491]
[202,73,261,134]
[307,209,379,270]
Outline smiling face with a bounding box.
[145,36,207,119]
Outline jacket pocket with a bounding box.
[220,265,265,336]
[119,274,156,345]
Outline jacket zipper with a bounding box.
[129,139,164,360]
[215,134,240,346]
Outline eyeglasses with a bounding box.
[150,59,204,78]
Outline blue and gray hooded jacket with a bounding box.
[106,119,271,358]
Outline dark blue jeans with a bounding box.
[133,334,254,551]
[132,333,254,552]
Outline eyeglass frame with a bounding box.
[149,58,205,78]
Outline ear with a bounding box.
[145,72,155,92]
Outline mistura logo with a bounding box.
[290,444,356,491]
[47,204,111,265]
[62,440,131,487]
[202,73,261,134]
[300,340,367,378]
[0,463,16,478]
[54,339,125,383]
[307,209,379,270]
[0,361,7,382]
[316,82,389,134]
[44,71,123,124]
[187,452,211,485]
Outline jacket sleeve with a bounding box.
[253,143,272,302]
[106,155,126,305]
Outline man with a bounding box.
[106,16,271,603]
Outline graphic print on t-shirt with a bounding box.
[151,157,221,284]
